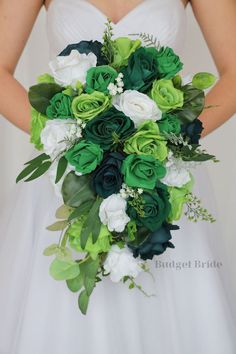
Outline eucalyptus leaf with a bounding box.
[55,204,73,219]
[55,156,68,184]
[78,290,89,315]
[43,244,59,256]
[66,273,84,293]
[62,173,95,208]
[46,220,68,231]
[49,258,80,281]
[24,161,52,182]
[28,83,63,115]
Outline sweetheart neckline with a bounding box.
[46,0,186,26]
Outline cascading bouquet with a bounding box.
[17,20,218,314]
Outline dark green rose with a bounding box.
[181,118,204,144]
[59,40,107,65]
[83,107,135,151]
[85,65,118,94]
[121,154,166,190]
[129,223,178,260]
[46,92,74,119]
[65,140,103,174]
[157,113,181,135]
[92,152,124,198]
[156,47,183,79]
[127,183,171,232]
[121,47,160,93]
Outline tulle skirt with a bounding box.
[0,162,235,354]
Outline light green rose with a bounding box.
[72,91,111,121]
[168,177,194,222]
[124,120,168,162]
[112,37,142,68]
[66,217,111,259]
[30,107,48,150]
[151,79,184,112]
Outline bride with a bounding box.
[0,0,235,353]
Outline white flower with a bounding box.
[40,119,82,159]
[99,194,130,233]
[161,152,193,188]
[113,90,162,127]
[49,49,97,87]
[104,245,143,283]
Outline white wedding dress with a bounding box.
[0,0,235,353]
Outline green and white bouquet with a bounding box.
[17,21,217,314]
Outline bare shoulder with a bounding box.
[190,0,236,75]
[0,0,44,73]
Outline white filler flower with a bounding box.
[104,245,143,283]
[40,119,82,159]
[161,152,192,188]
[49,49,97,87]
[113,90,162,127]
[99,194,130,233]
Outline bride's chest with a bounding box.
[46,0,187,59]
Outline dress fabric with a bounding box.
[0,0,235,353]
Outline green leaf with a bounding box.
[55,156,68,184]
[78,290,89,315]
[192,72,217,90]
[24,153,50,166]
[43,244,59,256]
[28,83,63,115]
[46,220,68,231]
[49,258,80,281]
[55,204,73,219]
[67,200,94,222]
[62,173,95,208]
[80,257,100,297]
[30,107,48,150]
[80,198,102,249]
[16,163,40,183]
[24,161,52,182]
[66,273,84,293]
[174,85,205,123]
[37,73,56,84]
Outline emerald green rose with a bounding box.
[156,47,183,79]
[46,92,74,119]
[121,154,166,190]
[112,37,142,68]
[168,178,194,222]
[157,113,181,135]
[65,140,103,174]
[67,217,111,259]
[85,65,118,94]
[124,120,168,162]
[127,183,171,232]
[151,79,184,112]
[72,91,111,121]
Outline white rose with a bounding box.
[104,245,143,283]
[99,194,130,233]
[161,153,192,188]
[40,119,82,159]
[49,49,97,87]
[112,90,162,127]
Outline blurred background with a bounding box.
[0,5,235,270]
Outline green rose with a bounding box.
[67,217,111,259]
[121,47,160,93]
[121,154,166,190]
[112,37,142,68]
[46,92,74,119]
[151,79,184,112]
[124,120,168,162]
[83,107,135,151]
[85,65,118,94]
[156,47,183,79]
[65,140,103,174]
[168,177,194,222]
[30,107,48,150]
[157,113,181,135]
[72,91,111,121]
[127,183,171,232]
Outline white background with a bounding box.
[0,6,235,268]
